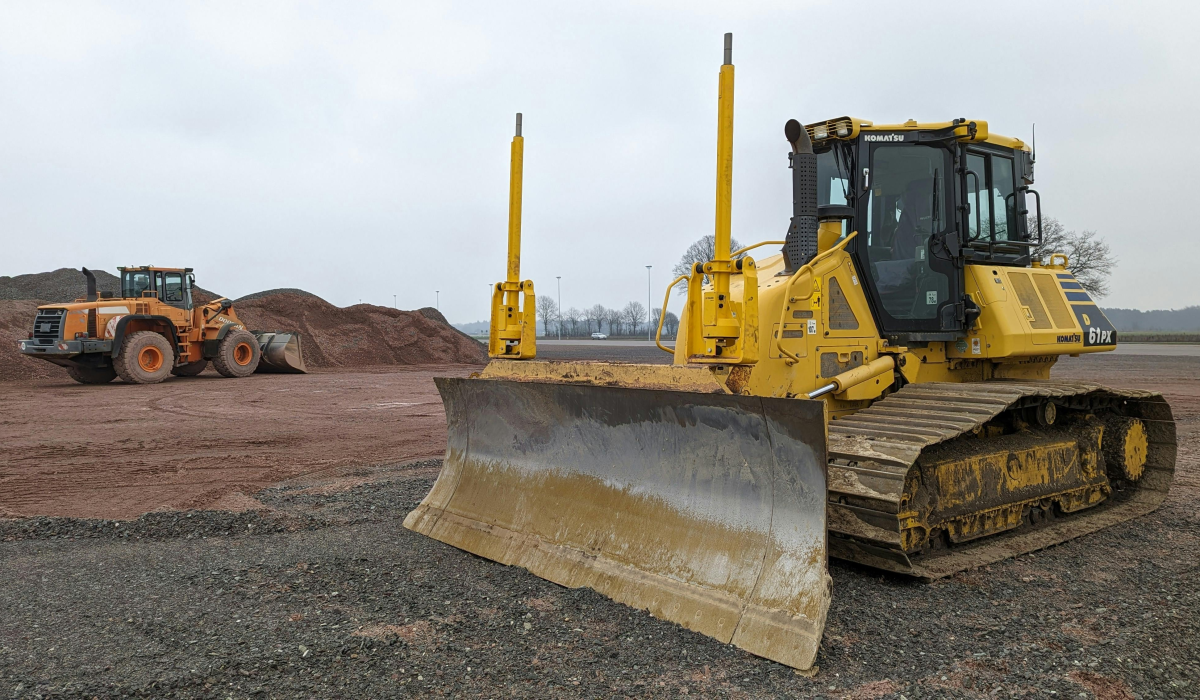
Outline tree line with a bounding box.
[535,297,680,339]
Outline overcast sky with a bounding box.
[2,1,1197,322]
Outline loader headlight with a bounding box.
[19,341,26,350]
[813,125,829,140]
[836,122,851,137]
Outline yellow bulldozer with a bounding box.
[405,35,1176,672]
[18,266,306,384]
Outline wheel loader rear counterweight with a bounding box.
[407,33,1177,673]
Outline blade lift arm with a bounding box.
[489,113,537,359]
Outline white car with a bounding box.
[590,332,608,340]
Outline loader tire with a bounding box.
[171,360,208,377]
[213,329,260,378]
[114,331,175,385]
[66,364,117,384]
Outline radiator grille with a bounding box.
[1007,272,1052,329]
[1032,273,1075,329]
[31,309,66,344]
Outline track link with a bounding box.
[826,381,1176,579]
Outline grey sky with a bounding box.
[2,1,1197,322]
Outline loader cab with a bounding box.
[810,118,1036,344]
[118,267,194,310]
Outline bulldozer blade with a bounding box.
[404,377,831,670]
[251,331,307,374]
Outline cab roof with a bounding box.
[117,266,194,273]
[805,116,1030,152]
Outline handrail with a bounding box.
[655,275,688,355]
[730,240,786,257]
[775,231,858,365]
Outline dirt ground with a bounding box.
[0,366,478,519]
[1,351,1197,698]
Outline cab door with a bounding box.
[853,136,964,340]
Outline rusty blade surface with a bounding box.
[252,331,307,373]
[404,377,830,670]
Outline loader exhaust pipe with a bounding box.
[783,119,818,271]
[82,268,98,302]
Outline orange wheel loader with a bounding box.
[18,266,306,384]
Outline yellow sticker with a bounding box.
[1082,313,1091,325]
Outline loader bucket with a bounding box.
[404,377,831,670]
[251,331,307,374]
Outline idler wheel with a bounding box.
[1103,416,1148,481]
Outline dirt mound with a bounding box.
[234,293,487,367]
[0,267,219,303]
[0,268,120,302]
[234,288,322,304]
[0,300,68,382]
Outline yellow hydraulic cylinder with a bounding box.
[707,33,736,339]
[680,33,758,365]
[488,113,536,359]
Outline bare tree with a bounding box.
[1030,216,1116,297]
[622,301,646,336]
[663,311,679,338]
[585,304,607,334]
[605,308,623,336]
[564,307,582,337]
[671,234,745,293]
[536,296,559,337]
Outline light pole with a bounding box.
[393,294,396,309]
[556,276,562,340]
[646,265,653,341]
[436,291,440,311]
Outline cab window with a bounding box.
[163,272,185,305]
[965,151,1018,243]
[863,144,950,321]
[122,271,152,298]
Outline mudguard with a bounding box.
[404,377,831,670]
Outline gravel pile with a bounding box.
[234,293,488,367]
[0,268,120,301]
[2,458,1195,698]
[0,267,219,303]
[234,288,323,304]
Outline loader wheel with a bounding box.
[171,360,209,377]
[213,329,260,378]
[66,364,117,384]
[115,331,175,384]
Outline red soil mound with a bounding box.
[233,293,487,368]
[0,300,67,382]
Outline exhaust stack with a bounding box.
[783,119,818,270]
[82,268,98,302]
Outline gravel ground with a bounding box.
[2,449,1196,699]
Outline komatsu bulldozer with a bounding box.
[18,266,307,384]
[405,35,1176,672]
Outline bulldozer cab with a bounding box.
[119,266,194,310]
[813,119,1037,344]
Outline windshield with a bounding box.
[122,271,152,299]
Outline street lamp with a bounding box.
[393,294,397,309]
[646,265,652,341]
[436,291,440,311]
[556,276,562,340]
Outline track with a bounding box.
[826,381,1177,578]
